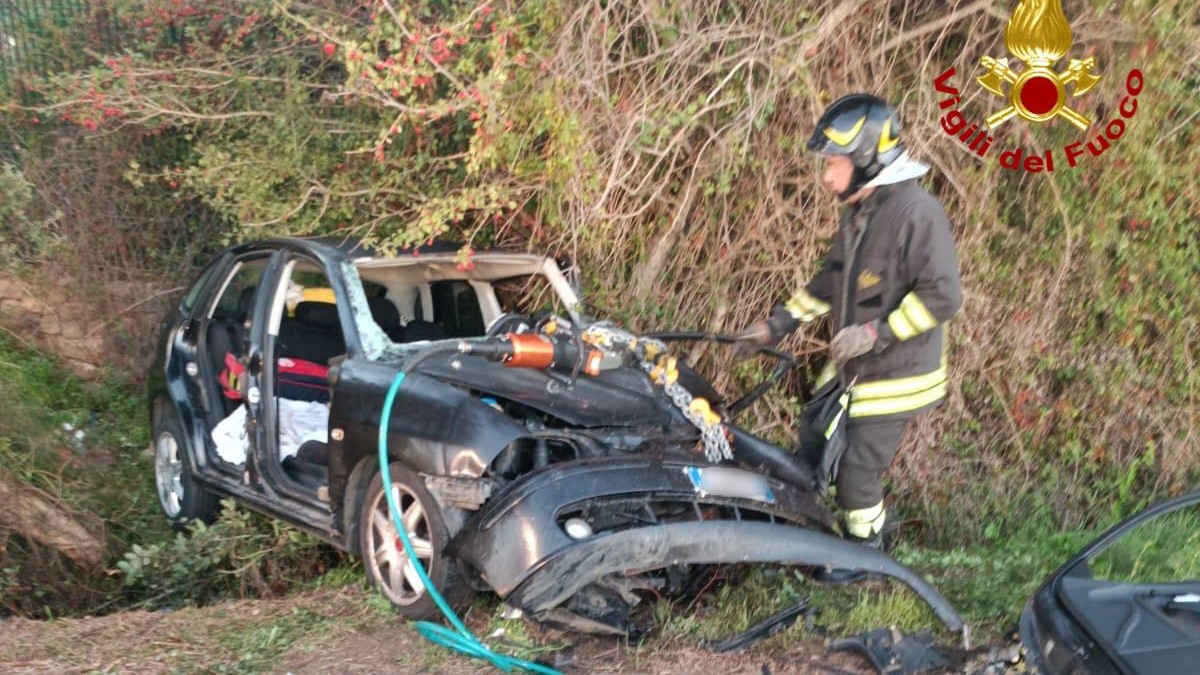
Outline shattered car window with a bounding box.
[340,261,393,360]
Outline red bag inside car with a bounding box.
[219,352,330,403]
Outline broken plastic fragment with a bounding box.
[707,599,811,652]
[830,628,953,675]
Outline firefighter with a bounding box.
[737,94,962,577]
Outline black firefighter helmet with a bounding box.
[808,94,905,200]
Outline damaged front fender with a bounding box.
[510,520,966,635]
[451,457,836,597]
[452,457,965,637]
[328,359,526,538]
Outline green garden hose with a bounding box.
[378,358,562,675]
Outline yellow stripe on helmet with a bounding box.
[878,118,900,153]
[823,116,866,147]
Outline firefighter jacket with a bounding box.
[772,179,963,419]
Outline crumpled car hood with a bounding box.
[411,352,682,428]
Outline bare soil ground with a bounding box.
[281,623,867,675]
[0,587,873,674]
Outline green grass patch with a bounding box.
[0,332,168,616]
[204,604,343,674]
[652,514,1106,649]
[0,331,352,617]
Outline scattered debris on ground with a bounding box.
[707,599,814,653]
[830,628,955,674]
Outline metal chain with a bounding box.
[584,325,733,463]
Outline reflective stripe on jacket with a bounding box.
[778,179,962,419]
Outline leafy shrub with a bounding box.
[0,2,1196,630]
[0,164,52,266]
[117,499,344,609]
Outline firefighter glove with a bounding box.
[732,321,772,360]
[831,321,879,363]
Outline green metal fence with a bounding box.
[0,0,90,90]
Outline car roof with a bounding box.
[224,236,554,265]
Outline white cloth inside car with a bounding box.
[211,399,329,465]
[211,404,249,464]
[277,399,330,461]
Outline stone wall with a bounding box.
[0,271,175,380]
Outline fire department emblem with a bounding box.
[976,0,1102,130]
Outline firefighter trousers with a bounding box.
[797,405,913,512]
[834,417,911,510]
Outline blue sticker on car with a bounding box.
[684,466,775,504]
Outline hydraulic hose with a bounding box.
[378,342,562,674]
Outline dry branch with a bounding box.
[0,471,108,571]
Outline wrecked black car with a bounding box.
[148,236,964,635]
[1020,491,1200,674]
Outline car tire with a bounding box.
[153,413,220,529]
[359,462,474,620]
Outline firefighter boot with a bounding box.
[812,502,885,585]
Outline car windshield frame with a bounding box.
[344,252,583,361]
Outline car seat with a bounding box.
[278,301,347,365]
[208,286,256,414]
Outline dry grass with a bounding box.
[0,585,858,674]
[0,588,370,674]
[499,0,1200,540]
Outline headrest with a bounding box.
[237,286,257,316]
[302,287,336,304]
[368,297,400,330]
[294,301,341,329]
[402,319,446,342]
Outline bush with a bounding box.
[0,164,39,265]
[0,333,344,618]
[1,0,1196,604]
[117,500,344,609]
